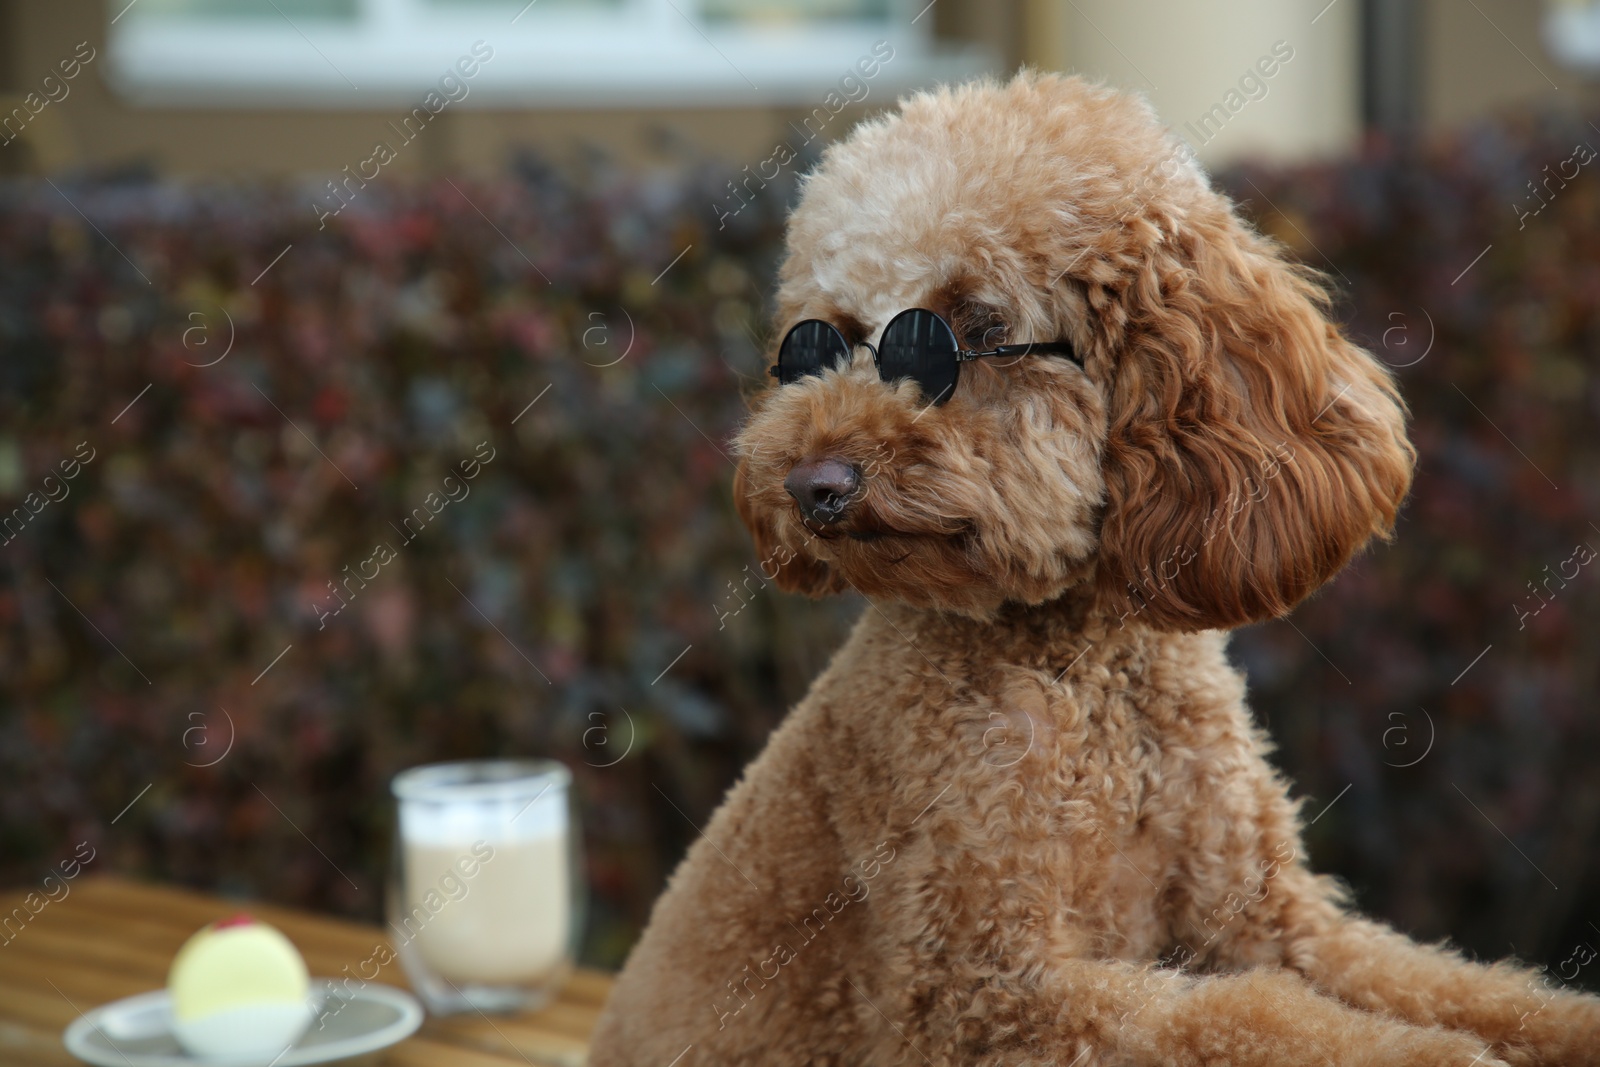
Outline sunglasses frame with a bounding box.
[768,308,1080,406]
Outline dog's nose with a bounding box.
[785,458,861,525]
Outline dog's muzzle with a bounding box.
[785,457,860,526]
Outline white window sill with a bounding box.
[105,17,992,108]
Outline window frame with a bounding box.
[105,0,984,107]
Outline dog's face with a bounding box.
[734,73,1415,629]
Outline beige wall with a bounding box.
[1050,0,1361,166]
[0,0,1593,178]
[1013,0,1594,164]
[1420,0,1592,131]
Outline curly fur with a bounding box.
[590,72,1599,1066]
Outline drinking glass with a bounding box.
[387,759,581,1015]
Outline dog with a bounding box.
[590,72,1600,1065]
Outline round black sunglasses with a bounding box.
[768,307,1080,406]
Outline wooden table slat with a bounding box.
[0,978,86,1030]
[0,1017,84,1067]
[6,918,431,998]
[425,1007,606,1050]
[418,1019,593,1067]
[62,881,424,960]
[381,1035,540,1067]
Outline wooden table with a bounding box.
[0,877,611,1066]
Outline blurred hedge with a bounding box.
[1,111,1598,978]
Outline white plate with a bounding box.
[62,979,424,1067]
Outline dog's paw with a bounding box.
[1353,1025,1507,1067]
[1496,990,1600,1067]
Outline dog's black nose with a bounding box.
[785,458,861,525]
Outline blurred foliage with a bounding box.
[0,152,855,967]
[1,111,1598,980]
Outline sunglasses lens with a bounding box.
[776,320,851,384]
[879,308,959,404]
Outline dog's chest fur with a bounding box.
[808,600,1283,966]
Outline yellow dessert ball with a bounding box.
[168,915,314,1062]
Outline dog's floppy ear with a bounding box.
[1095,205,1415,631]
[732,452,846,598]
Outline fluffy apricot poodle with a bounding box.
[591,73,1600,1065]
